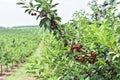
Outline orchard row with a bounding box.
[0,28,41,74]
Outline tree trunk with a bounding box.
[6,64,8,71]
[0,65,2,74]
[11,61,14,69]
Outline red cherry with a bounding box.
[80,58,85,63]
[77,45,83,52]
[90,51,95,57]
[70,45,78,52]
[34,13,37,16]
[71,45,77,48]
[77,49,83,52]
[93,57,98,61]
[31,13,37,16]
[89,61,94,64]
[77,45,83,49]
[83,54,88,59]
[54,21,58,26]
[112,71,117,75]
[77,58,81,62]
[106,69,111,73]
[70,45,83,53]
[42,14,47,17]
[31,13,34,16]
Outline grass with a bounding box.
[4,63,34,80]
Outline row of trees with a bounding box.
[0,28,41,74]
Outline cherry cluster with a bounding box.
[74,52,98,64]
[70,45,83,52]
[41,14,47,18]
[51,20,58,27]
[70,45,98,64]
[41,13,58,28]
[31,13,37,16]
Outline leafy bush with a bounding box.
[17,0,120,80]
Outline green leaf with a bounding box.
[85,76,90,80]
[45,20,50,27]
[49,0,53,3]
[39,18,49,27]
[117,2,120,4]
[116,27,120,34]
[16,2,25,5]
[40,10,45,15]
[28,10,32,14]
[52,9,57,13]
[109,37,115,45]
[47,14,51,19]
[35,0,42,3]
[51,3,59,8]
[24,9,30,13]
[112,54,120,61]
[55,17,61,22]
[107,52,115,55]
[36,5,41,10]
[22,6,29,8]
[36,15,40,20]
[29,2,33,7]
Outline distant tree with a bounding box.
[89,0,119,21]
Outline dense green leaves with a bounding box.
[27,6,120,80]
[17,0,120,80]
[0,27,41,72]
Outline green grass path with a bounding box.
[4,64,34,80]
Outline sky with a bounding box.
[0,0,120,27]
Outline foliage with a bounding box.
[88,0,120,21]
[0,27,41,73]
[17,0,120,80]
[17,0,61,33]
